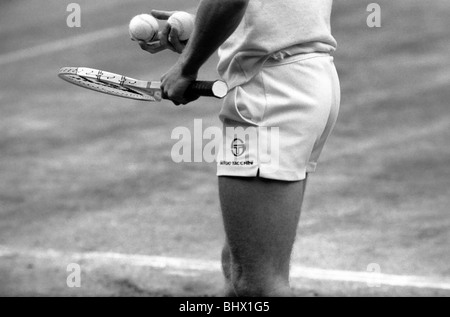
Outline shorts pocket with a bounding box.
[233,73,267,125]
[263,52,330,68]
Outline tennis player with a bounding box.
[139,0,340,296]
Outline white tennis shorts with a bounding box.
[217,53,340,181]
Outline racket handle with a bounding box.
[187,80,228,99]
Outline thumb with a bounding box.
[151,10,176,20]
[169,28,185,54]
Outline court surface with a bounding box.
[0,0,449,296]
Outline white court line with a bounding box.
[0,25,126,67]
[0,5,197,67]
[1,247,449,291]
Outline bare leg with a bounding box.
[219,175,307,297]
[221,243,237,297]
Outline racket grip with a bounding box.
[188,80,228,99]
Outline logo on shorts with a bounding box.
[231,138,246,157]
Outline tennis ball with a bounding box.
[129,14,159,42]
[167,12,195,41]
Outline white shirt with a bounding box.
[218,0,337,89]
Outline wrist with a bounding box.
[178,53,199,79]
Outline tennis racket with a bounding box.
[58,67,228,102]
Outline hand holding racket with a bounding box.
[160,61,201,105]
[58,67,228,103]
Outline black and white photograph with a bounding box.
[0,0,449,299]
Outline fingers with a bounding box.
[159,23,171,50]
[134,10,187,55]
[151,9,176,20]
[159,23,184,54]
[161,87,187,105]
[161,83,196,106]
[168,28,185,54]
[162,89,199,106]
[137,40,166,54]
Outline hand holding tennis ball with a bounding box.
[129,14,159,43]
[136,10,195,54]
[167,11,195,41]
